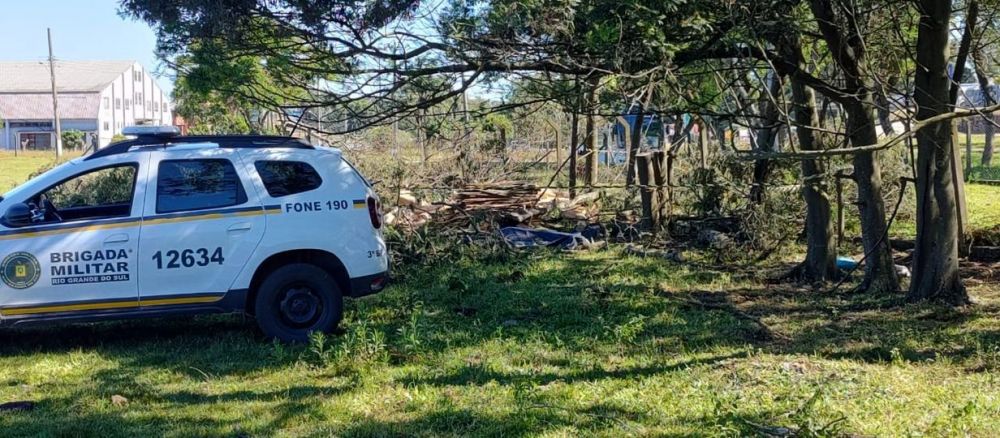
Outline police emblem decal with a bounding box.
[1,252,41,290]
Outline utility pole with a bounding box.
[47,28,63,159]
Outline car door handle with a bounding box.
[228,223,252,232]
[104,234,129,244]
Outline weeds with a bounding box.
[397,301,425,354]
[609,315,647,350]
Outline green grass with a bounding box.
[958,139,1000,181]
[1,250,999,436]
[889,183,1000,239]
[0,150,81,194]
[967,184,1000,233]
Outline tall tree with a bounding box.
[973,47,996,166]
[971,1,1000,167]
[584,77,600,187]
[907,0,970,304]
[806,0,898,293]
[748,72,784,205]
[778,30,838,281]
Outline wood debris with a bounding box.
[384,182,603,229]
[454,183,540,211]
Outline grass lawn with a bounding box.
[890,183,1000,238]
[967,184,1000,233]
[0,250,999,436]
[0,150,81,194]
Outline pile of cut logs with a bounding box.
[453,183,539,211]
[383,182,601,229]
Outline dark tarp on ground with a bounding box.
[500,227,593,250]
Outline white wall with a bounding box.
[96,62,173,148]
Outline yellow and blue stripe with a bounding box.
[1,293,226,316]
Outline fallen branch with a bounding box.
[659,290,789,341]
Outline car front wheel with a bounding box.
[254,263,343,342]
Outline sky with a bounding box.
[0,0,174,95]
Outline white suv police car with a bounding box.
[0,126,388,342]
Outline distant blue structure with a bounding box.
[594,110,670,165]
[612,113,659,148]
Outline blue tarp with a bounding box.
[500,227,593,250]
[836,256,859,270]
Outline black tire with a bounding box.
[254,263,343,342]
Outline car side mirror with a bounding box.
[3,203,32,227]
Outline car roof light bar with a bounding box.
[86,134,315,161]
[121,125,181,138]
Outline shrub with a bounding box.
[61,130,86,150]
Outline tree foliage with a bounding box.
[121,0,987,304]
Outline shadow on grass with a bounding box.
[1,248,998,435]
[399,351,748,388]
[0,386,340,437]
[674,281,1000,367]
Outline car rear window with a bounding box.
[254,161,323,197]
[156,159,247,213]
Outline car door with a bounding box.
[0,156,147,317]
[137,148,265,304]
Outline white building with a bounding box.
[0,60,172,150]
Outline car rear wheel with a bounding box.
[254,263,343,342]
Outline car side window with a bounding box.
[254,161,323,197]
[31,164,138,223]
[156,159,247,214]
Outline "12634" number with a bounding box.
[152,247,225,269]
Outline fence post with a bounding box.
[651,150,667,229]
[835,170,846,248]
[952,123,970,256]
[666,151,675,221]
[698,119,708,169]
[636,154,653,230]
[966,119,973,180]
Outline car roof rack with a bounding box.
[86,133,314,161]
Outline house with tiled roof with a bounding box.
[0,60,172,150]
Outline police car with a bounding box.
[0,126,388,342]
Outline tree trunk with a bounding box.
[875,78,896,136]
[698,118,709,168]
[569,110,579,200]
[908,0,969,305]
[671,115,685,149]
[808,0,898,293]
[636,154,654,230]
[419,107,430,164]
[781,33,838,281]
[626,102,645,187]
[949,0,978,105]
[973,47,995,167]
[983,114,995,168]
[498,125,508,160]
[750,72,783,205]
[583,78,599,188]
[846,101,899,293]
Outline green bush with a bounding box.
[969,165,1000,181]
[61,130,86,150]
